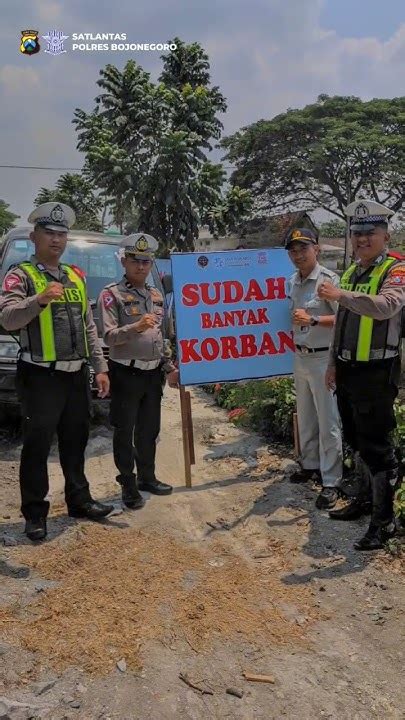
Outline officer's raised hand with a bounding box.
[37,282,65,306]
[293,308,312,326]
[318,281,341,302]
[134,313,156,333]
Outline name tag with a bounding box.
[52,287,82,303]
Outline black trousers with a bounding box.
[108,361,162,483]
[335,356,400,475]
[16,360,92,520]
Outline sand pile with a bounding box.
[0,524,317,674]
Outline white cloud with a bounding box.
[0,0,404,220]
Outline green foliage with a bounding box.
[73,42,248,251]
[222,94,405,220]
[319,219,346,238]
[0,200,19,234]
[393,401,405,524]
[34,173,102,231]
[208,378,296,440]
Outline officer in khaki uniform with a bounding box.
[320,199,405,550]
[286,228,342,509]
[0,203,112,542]
[98,234,179,509]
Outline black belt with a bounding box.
[296,345,329,354]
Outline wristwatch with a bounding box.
[310,315,320,326]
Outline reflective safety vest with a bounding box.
[335,256,398,362]
[20,262,89,362]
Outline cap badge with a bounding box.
[50,204,65,223]
[292,230,302,239]
[354,203,369,219]
[135,236,149,252]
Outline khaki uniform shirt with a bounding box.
[288,263,339,348]
[329,255,405,368]
[98,277,174,372]
[0,256,107,374]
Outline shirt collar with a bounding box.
[294,262,321,284]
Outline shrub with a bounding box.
[203,378,296,440]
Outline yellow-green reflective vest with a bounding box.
[334,257,398,362]
[20,262,89,362]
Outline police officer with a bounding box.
[98,233,179,509]
[286,228,342,509]
[0,203,113,542]
[319,199,405,550]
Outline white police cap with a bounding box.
[344,199,394,228]
[28,202,76,232]
[120,233,158,258]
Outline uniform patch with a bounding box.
[386,266,405,287]
[102,291,115,308]
[2,273,22,292]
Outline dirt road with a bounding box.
[0,389,404,720]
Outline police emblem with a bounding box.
[354,203,369,219]
[20,30,40,55]
[50,204,65,223]
[292,230,303,239]
[135,236,149,252]
[197,255,209,268]
[42,30,69,56]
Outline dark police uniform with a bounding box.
[327,200,405,549]
[0,203,112,540]
[98,233,175,508]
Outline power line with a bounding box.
[0,163,237,171]
[0,165,83,171]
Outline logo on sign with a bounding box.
[42,30,69,55]
[197,256,209,268]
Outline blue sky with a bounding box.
[321,0,404,40]
[1,0,404,222]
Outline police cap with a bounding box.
[120,233,158,260]
[345,199,394,232]
[28,202,76,232]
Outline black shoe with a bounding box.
[354,522,396,551]
[290,468,321,484]
[329,497,372,521]
[138,478,173,496]
[25,518,47,542]
[315,487,339,510]
[118,476,145,510]
[68,500,114,520]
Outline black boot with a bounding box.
[354,470,395,551]
[25,517,47,542]
[138,478,173,495]
[118,475,145,510]
[329,497,372,521]
[354,521,396,551]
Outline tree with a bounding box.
[221,95,405,220]
[319,219,346,238]
[0,200,19,234]
[34,173,103,231]
[73,41,250,251]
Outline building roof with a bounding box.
[237,211,318,248]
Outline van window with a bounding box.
[0,238,162,300]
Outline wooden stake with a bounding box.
[179,385,192,487]
[185,391,195,465]
[293,411,300,458]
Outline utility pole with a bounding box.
[343,178,351,270]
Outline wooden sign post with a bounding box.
[179,385,195,487]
